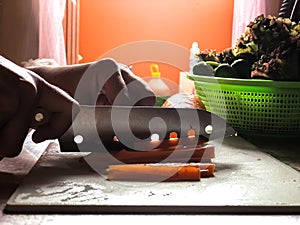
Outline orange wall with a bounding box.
[79,0,234,84]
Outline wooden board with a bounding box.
[5,136,300,214]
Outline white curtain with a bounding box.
[231,0,281,46]
[38,0,67,65]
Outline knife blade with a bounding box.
[55,105,235,152]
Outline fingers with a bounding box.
[91,59,130,105]
[0,65,28,128]
[0,58,38,157]
[91,60,155,106]
[31,79,80,143]
[0,80,36,157]
[0,103,32,157]
[96,93,111,105]
[32,113,73,143]
[0,86,19,127]
[102,71,130,105]
[89,62,156,106]
[28,59,156,107]
[120,67,156,106]
[0,58,80,157]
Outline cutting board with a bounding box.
[5,136,300,214]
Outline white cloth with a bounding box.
[38,0,67,65]
[231,0,281,46]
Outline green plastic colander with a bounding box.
[188,74,300,137]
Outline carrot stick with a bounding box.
[107,164,200,181]
[83,145,215,176]
[109,145,215,164]
[106,163,215,181]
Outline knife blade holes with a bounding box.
[205,125,213,135]
[74,135,84,144]
[188,129,195,137]
[151,133,160,141]
[113,136,119,142]
[169,132,178,139]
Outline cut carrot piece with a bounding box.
[106,163,215,182]
[110,145,215,164]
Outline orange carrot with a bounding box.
[110,144,215,164]
[106,163,215,182]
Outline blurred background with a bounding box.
[0,0,281,84]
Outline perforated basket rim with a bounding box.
[187,75,300,89]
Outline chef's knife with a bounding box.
[50,105,235,152]
[0,55,235,154]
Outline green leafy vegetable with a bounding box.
[196,15,300,81]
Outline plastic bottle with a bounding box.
[147,64,171,106]
[189,42,200,74]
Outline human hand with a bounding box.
[95,61,156,106]
[0,56,79,158]
[28,58,156,106]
